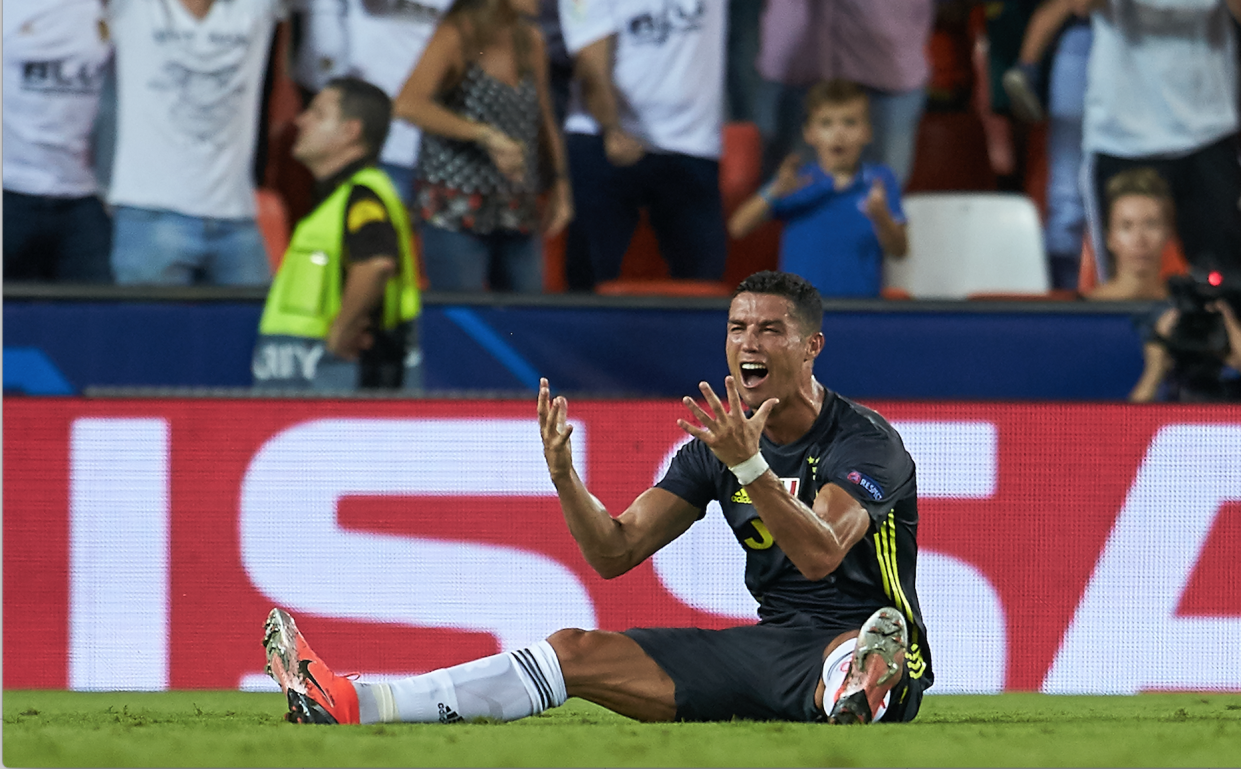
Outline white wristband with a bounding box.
[729,453,770,487]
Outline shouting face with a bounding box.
[725,292,823,410]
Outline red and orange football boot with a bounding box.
[262,607,360,724]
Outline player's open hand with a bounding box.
[538,377,575,481]
[677,377,777,467]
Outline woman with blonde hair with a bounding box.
[395,0,572,293]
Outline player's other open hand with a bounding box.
[538,377,575,482]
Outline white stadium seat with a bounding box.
[884,192,1050,299]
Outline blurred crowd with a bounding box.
[4,0,1241,301]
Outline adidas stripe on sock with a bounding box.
[355,640,567,724]
[509,641,567,713]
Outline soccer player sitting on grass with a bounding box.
[263,270,934,726]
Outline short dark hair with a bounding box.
[733,271,824,334]
[326,76,392,163]
[804,79,869,121]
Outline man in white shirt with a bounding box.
[558,0,729,290]
[3,0,114,283]
[106,0,285,285]
[290,0,349,98]
[1078,0,1241,279]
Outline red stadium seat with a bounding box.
[594,278,732,297]
[881,287,914,300]
[967,289,1079,301]
[256,187,291,274]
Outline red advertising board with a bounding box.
[5,398,1240,694]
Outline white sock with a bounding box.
[822,638,889,721]
[355,640,567,724]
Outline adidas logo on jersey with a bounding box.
[732,478,800,505]
[437,703,463,724]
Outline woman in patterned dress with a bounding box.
[395,0,572,293]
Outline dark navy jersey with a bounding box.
[656,389,933,687]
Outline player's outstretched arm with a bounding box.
[539,378,700,578]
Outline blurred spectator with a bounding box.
[3,0,114,283]
[106,0,283,286]
[253,77,423,391]
[396,0,571,293]
[728,80,907,298]
[756,0,935,186]
[1080,0,1241,281]
[536,0,572,125]
[559,0,729,291]
[727,0,765,122]
[998,0,1094,289]
[1001,0,1078,123]
[289,0,349,101]
[342,0,454,204]
[1084,168,1171,301]
[977,0,1043,195]
[1040,16,1092,289]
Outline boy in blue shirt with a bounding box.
[729,80,908,298]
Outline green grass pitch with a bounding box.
[4,690,1240,767]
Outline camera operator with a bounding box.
[1130,276,1241,403]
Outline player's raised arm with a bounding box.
[538,378,700,578]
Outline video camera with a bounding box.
[1162,272,1241,361]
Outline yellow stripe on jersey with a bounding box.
[873,510,928,679]
[347,198,389,233]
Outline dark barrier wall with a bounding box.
[2,289,1156,399]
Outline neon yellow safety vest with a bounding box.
[259,166,420,339]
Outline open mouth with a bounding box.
[739,362,769,388]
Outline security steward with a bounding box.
[252,76,422,391]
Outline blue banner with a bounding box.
[2,298,1149,399]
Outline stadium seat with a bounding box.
[1076,234,1189,292]
[594,278,732,297]
[256,187,291,273]
[967,289,1079,301]
[720,121,763,213]
[881,287,913,300]
[884,192,1050,298]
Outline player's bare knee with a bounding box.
[546,627,595,669]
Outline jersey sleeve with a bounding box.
[816,426,915,523]
[654,439,720,515]
[558,0,617,55]
[343,184,400,268]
